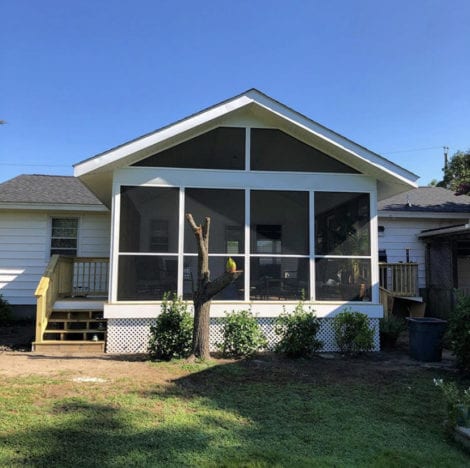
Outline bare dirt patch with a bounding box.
[0,326,458,385]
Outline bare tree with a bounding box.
[186,213,242,359]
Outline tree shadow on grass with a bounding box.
[1,357,468,467]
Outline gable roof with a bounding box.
[74,88,418,206]
[0,175,107,211]
[378,187,470,216]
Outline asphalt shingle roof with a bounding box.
[378,187,470,213]
[0,175,104,206]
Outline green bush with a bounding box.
[0,294,12,325]
[274,301,323,358]
[333,309,374,354]
[434,378,470,429]
[447,292,470,374]
[379,315,406,348]
[148,293,193,361]
[217,309,267,358]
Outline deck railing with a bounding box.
[34,256,109,343]
[379,262,419,297]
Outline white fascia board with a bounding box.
[74,95,254,177]
[378,210,470,220]
[419,224,470,239]
[245,90,419,187]
[0,202,109,212]
[104,301,383,319]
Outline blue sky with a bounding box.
[1,0,469,185]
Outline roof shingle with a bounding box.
[0,175,104,206]
[378,187,470,213]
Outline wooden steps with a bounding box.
[33,309,107,353]
[33,341,105,353]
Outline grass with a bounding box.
[0,356,469,467]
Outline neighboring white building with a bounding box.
[0,175,111,318]
[378,187,470,292]
[1,89,421,351]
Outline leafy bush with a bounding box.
[379,315,406,348]
[447,292,470,374]
[217,309,267,358]
[333,309,374,354]
[274,301,323,358]
[148,293,193,361]
[0,294,12,325]
[434,378,470,429]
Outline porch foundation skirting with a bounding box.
[105,317,380,354]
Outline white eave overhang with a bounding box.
[379,210,470,220]
[0,202,108,212]
[74,89,419,205]
[419,223,470,239]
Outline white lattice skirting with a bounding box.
[106,317,380,354]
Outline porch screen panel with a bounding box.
[184,188,245,254]
[314,192,371,301]
[251,128,359,173]
[119,186,179,253]
[118,186,179,300]
[132,127,245,170]
[182,256,244,301]
[118,255,177,301]
[250,190,309,300]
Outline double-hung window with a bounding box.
[50,218,78,256]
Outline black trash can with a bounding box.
[408,317,447,362]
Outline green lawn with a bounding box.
[0,355,468,467]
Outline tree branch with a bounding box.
[205,271,243,300]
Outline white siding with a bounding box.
[0,211,110,305]
[378,217,463,289]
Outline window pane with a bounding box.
[120,187,179,253]
[133,127,245,170]
[118,255,177,300]
[51,239,77,249]
[250,257,309,300]
[182,256,244,300]
[51,218,78,257]
[184,188,245,254]
[315,192,370,256]
[315,258,371,301]
[251,128,359,173]
[251,190,309,255]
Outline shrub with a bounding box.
[148,293,193,361]
[447,292,470,374]
[217,309,267,358]
[0,294,12,326]
[434,378,470,429]
[333,309,374,354]
[274,301,323,358]
[379,315,406,348]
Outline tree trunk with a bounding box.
[186,213,242,359]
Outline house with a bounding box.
[0,175,111,319]
[1,89,419,352]
[378,187,470,317]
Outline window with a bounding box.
[50,218,78,256]
[149,220,169,252]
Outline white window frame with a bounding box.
[49,216,80,258]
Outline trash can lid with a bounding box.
[406,317,447,324]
